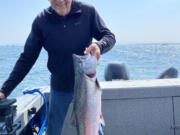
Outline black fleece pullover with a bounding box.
[0,0,116,97]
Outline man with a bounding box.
[0,0,116,134]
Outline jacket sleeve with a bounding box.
[0,17,43,97]
[91,7,116,54]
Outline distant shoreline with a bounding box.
[0,43,180,46]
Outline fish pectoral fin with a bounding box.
[70,116,76,127]
[96,79,101,90]
[70,111,76,127]
[100,114,105,127]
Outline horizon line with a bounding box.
[0,42,180,46]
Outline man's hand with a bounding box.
[0,92,5,99]
[84,43,101,60]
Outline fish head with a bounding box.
[72,54,97,75]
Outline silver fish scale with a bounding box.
[72,54,102,135]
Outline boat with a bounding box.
[1,63,180,135]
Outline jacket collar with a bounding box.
[69,0,82,15]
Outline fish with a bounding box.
[71,54,103,135]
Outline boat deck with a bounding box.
[12,79,180,135]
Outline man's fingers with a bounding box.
[96,53,100,60]
[0,92,5,99]
[84,44,100,60]
[84,47,91,54]
[84,46,96,54]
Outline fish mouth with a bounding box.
[72,54,80,58]
[72,54,85,58]
[72,54,89,61]
[72,54,83,64]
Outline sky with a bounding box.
[0,0,180,45]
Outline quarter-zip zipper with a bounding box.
[62,16,67,28]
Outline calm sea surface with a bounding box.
[0,43,180,98]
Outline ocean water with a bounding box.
[0,43,180,98]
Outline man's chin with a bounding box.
[56,9,68,16]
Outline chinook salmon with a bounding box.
[71,54,103,135]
